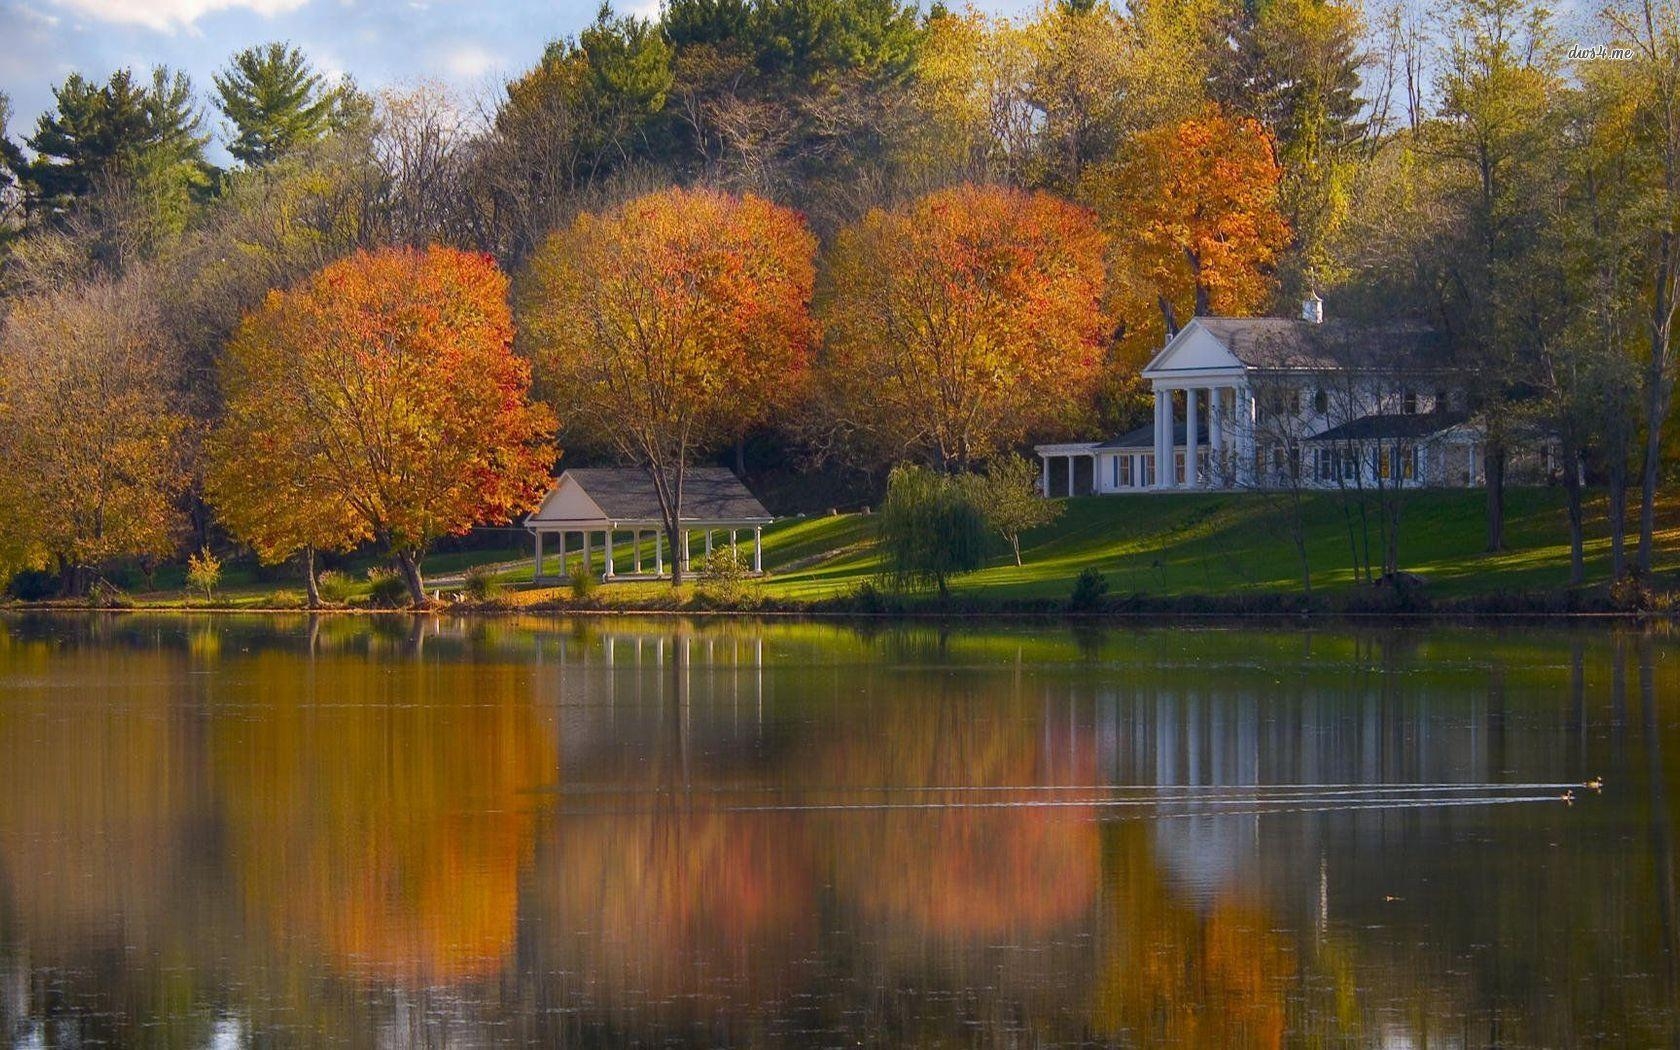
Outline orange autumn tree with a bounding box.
[819,184,1111,470]
[521,187,818,586]
[207,246,555,604]
[1086,106,1290,361]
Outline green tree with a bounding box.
[214,43,346,167]
[877,464,991,597]
[962,455,1063,567]
[26,67,211,225]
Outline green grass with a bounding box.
[53,487,1680,611]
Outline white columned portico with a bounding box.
[604,530,615,579]
[753,526,763,573]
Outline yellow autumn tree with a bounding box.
[0,276,189,595]
[520,187,818,585]
[1085,105,1291,365]
[818,183,1111,470]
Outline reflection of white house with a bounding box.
[1034,300,1546,496]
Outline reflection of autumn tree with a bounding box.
[816,670,1099,939]
[0,631,220,1044]
[1092,822,1293,1047]
[211,652,553,987]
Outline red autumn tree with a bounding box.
[1085,105,1290,356]
[520,186,818,585]
[818,183,1111,471]
[207,246,555,604]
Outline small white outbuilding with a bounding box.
[524,467,773,582]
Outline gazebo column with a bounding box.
[753,526,763,573]
[705,530,713,558]
[533,530,543,581]
[582,530,593,579]
[603,529,615,579]
[634,531,644,575]
[556,531,567,579]
[1066,454,1077,497]
[680,530,691,572]
[1040,454,1050,496]
[655,531,664,576]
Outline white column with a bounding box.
[1040,454,1050,496]
[583,530,593,578]
[705,530,713,558]
[1066,454,1076,497]
[1154,387,1172,489]
[1186,386,1200,488]
[533,530,543,580]
[753,527,763,573]
[680,530,691,572]
[655,531,664,576]
[1209,387,1224,487]
[557,531,568,579]
[604,530,615,579]
[634,531,643,574]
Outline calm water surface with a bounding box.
[0,614,1675,1046]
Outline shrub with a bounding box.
[186,546,222,600]
[6,569,56,601]
[697,546,751,604]
[462,565,504,603]
[569,568,597,602]
[1069,568,1109,612]
[88,578,133,609]
[963,454,1062,566]
[316,570,353,604]
[367,567,409,608]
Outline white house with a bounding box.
[1034,301,1548,496]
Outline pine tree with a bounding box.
[214,43,343,167]
[26,67,208,209]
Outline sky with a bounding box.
[0,0,1032,160]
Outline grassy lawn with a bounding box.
[72,486,1680,610]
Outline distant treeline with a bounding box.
[0,0,1676,599]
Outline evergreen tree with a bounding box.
[214,43,343,167]
[26,67,209,211]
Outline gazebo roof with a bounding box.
[525,467,773,528]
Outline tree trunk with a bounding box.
[1611,462,1630,580]
[1639,411,1667,574]
[1563,449,1584,588]
[394,549,426,605]
[303,545,322,609]
[666,520,685,587]
[1011,535,1022,567]
[1485,443,1506,553]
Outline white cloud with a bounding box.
[46,0,311,33]
[442,42,493,78]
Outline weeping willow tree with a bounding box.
[876,465,992,598]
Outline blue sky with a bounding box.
[0,0,1033,159]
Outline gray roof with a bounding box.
[1195,318,1452,372]
[1097,421,1208,450]
[563,467,771,522]
[1306,411,1468,443]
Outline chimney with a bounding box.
[1302,292,1324,324]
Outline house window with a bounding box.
[1402,390,1418,415]
[1379,447,1392,479]
[1316,449,1332,481]
[1342,451,1356,480]
[1313,388,1328,415]
[1402,444,1417,479]
[1291,390,1304,416]
[1118,455,1131,487]
[1174,450,1185,484]
[1144,457,1157,486]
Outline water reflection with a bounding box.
[0,614,1675,1044]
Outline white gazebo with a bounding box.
[525,467,774,582]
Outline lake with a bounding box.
[0,613,1674,1046]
